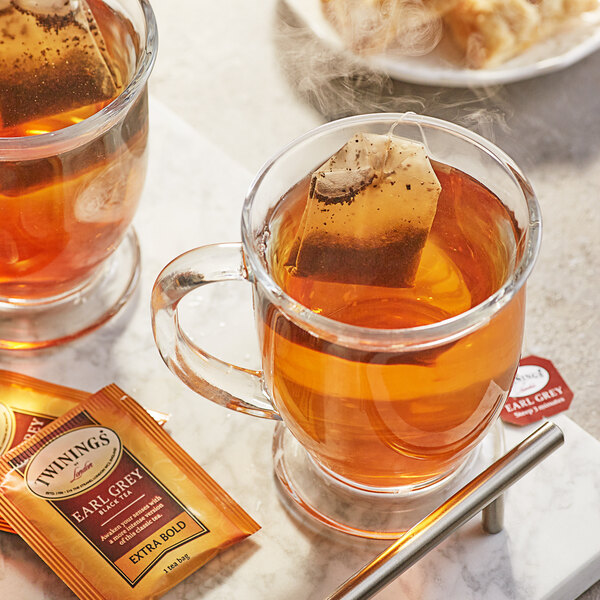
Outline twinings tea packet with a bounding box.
[286,132,442,287]
[0,371,169,534]
[0,370,90,456]
[0,369,171,514]
[0,371,170,455]
[0,385,259,600]
[0,370,91,533]
[0,0,121,129]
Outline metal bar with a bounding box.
[327,421,564,600]
[482,494,504,534]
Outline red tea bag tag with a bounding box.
[501,356,573,426]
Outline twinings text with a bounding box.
[34,431,111,487]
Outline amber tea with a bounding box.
[150,114,540,537]
[0,0,148,301]
[259,160,525,489]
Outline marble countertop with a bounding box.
[1,0,600,598]
[150,8,600,597]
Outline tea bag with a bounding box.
[0,0,121,129]
[287,132,442,287]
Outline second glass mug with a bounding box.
[151,113,541,537]
[0,0,157,349]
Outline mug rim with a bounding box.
[242,113,542,352]
[0,0,158,155]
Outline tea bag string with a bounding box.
[387,112,433,158]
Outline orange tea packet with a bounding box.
[0,370,91,534]
[0,384,259,599]
[0,371,170,455]
[0,370,169,534]
[0,370,90,455]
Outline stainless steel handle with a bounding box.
[327,421,564,600]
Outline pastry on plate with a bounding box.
[320,0,460,54]
[444,0,599,68]
[320,0,599,67]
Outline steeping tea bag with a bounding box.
[287,132,442,287]
[0,0,121,129]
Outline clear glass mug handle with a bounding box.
[150,242,281,420]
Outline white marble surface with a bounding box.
[2,0,600,596]
[146,3,600,595]
[0,100,599,600]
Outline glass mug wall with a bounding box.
[151,114,541,535]
[0,0,157,349]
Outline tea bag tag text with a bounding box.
[501,356,573,425]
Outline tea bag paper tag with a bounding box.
[501,356,573,425]
[289,132,441,287]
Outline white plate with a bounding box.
[285,0,600,87]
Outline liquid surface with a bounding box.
[268,161,518,329]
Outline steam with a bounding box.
[274,0,509,144]
[274,3,425,119]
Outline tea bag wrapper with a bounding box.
[0,384,259,599]
[288,132,442,287]
[0,370,170,534]
[0,0,121,128]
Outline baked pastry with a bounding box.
[320,0,599,67]
[444,0,599,68]
[321,0,461,54]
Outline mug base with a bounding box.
[273,421,505,539]
[0,228,140,350]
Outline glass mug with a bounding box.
[151,113,541,538]
[0,0,157,350]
